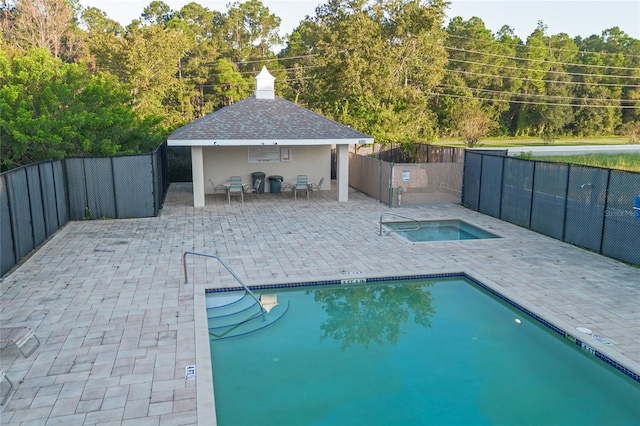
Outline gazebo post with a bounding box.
[336,144,349,202]
[191,146,205,207]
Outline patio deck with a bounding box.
[1,182,638,425]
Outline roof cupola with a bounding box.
[254,66,275,99]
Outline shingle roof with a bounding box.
[167,96,372,143]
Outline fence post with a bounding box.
[528,160,537,229]
[476,153,483,211]
[379,159,383,204]
[389,162,394,207]
[599,168,612,254]
[561,163,571,242]
[110,157,119,219]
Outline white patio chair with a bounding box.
[0,369,13,405]
[209,179,227,200]
[294,175,309,200]
[0,327,40,358]
[309,177,325,192]
[244,178,262,195]
[227,176,244,204]
[279,178,294,194]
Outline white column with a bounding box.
[191,146,205,207]
[336,144,349,202]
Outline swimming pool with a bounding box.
[382,219,499,241]
[207,274,639,425]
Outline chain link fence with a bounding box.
[1,144,169,276]
[349,144,465,206]
[1,160,67,275]
[463,151,640,266]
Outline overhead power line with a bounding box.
[447,58,640,80]
[430,92,640,108]
[444,46,640,72]
[445,33,640,59]
[436,84,637,104]
[446,68,640,88]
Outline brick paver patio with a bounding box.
[1,182,638,425]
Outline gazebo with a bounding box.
[167,67,373,206]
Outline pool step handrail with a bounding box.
[379,212,421,236]
[182,251,266,322]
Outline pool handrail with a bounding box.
[182,251,266,322]
[379,213,421,236]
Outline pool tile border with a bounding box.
[206,271,640,384]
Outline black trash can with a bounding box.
[251,172,266,193]
[268,175,283,194]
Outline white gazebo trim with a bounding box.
[167,138,372,147]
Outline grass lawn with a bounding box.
[434,137,640,171]
[525,153,640,172]
[436,137,631,147]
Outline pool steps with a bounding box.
[207,291,289,340]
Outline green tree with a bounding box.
[278,20,320,104]
[441,18,524,137]
[295,0,448,143]
[0,48,164,170]
[209,58,251,106]
[141,0,172,25]
[621,121,640,144]
[171,2,225,117]
[221,0,281,62]
[453,99,495,147]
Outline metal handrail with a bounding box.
[182,251,266,322]
[379,212,421,236]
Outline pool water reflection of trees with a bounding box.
[310,282,436,350]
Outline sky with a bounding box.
[79,0,640,41]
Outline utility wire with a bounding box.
[447,57,640,79]
[430,92,640,108]
[436,84,637,104]
[445,33,640,59]
[446,68,640,88]
[445,46,640,72]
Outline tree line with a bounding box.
[1,0,638,169]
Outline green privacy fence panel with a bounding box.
[0,175,16,275]
[478,154,504,218]
[601,170,640,265]
[530,162,569,240]
[500,158,534,228]
[463,151,640,266]
[461,151,481,210]
[65,144,168,220]
[5,168,33,262]
[113,155,155,218]
[564,166,609,253]
[1,144,169,276]
[26,165,47,247]
[1,161,67,276]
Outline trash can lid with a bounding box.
[252,171,266,176]
[268,175,283,180]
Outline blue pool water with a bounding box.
[383,219,498,241]
[208,276,639,425]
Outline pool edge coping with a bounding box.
[380,216,506,242]
[196,267,640,424]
